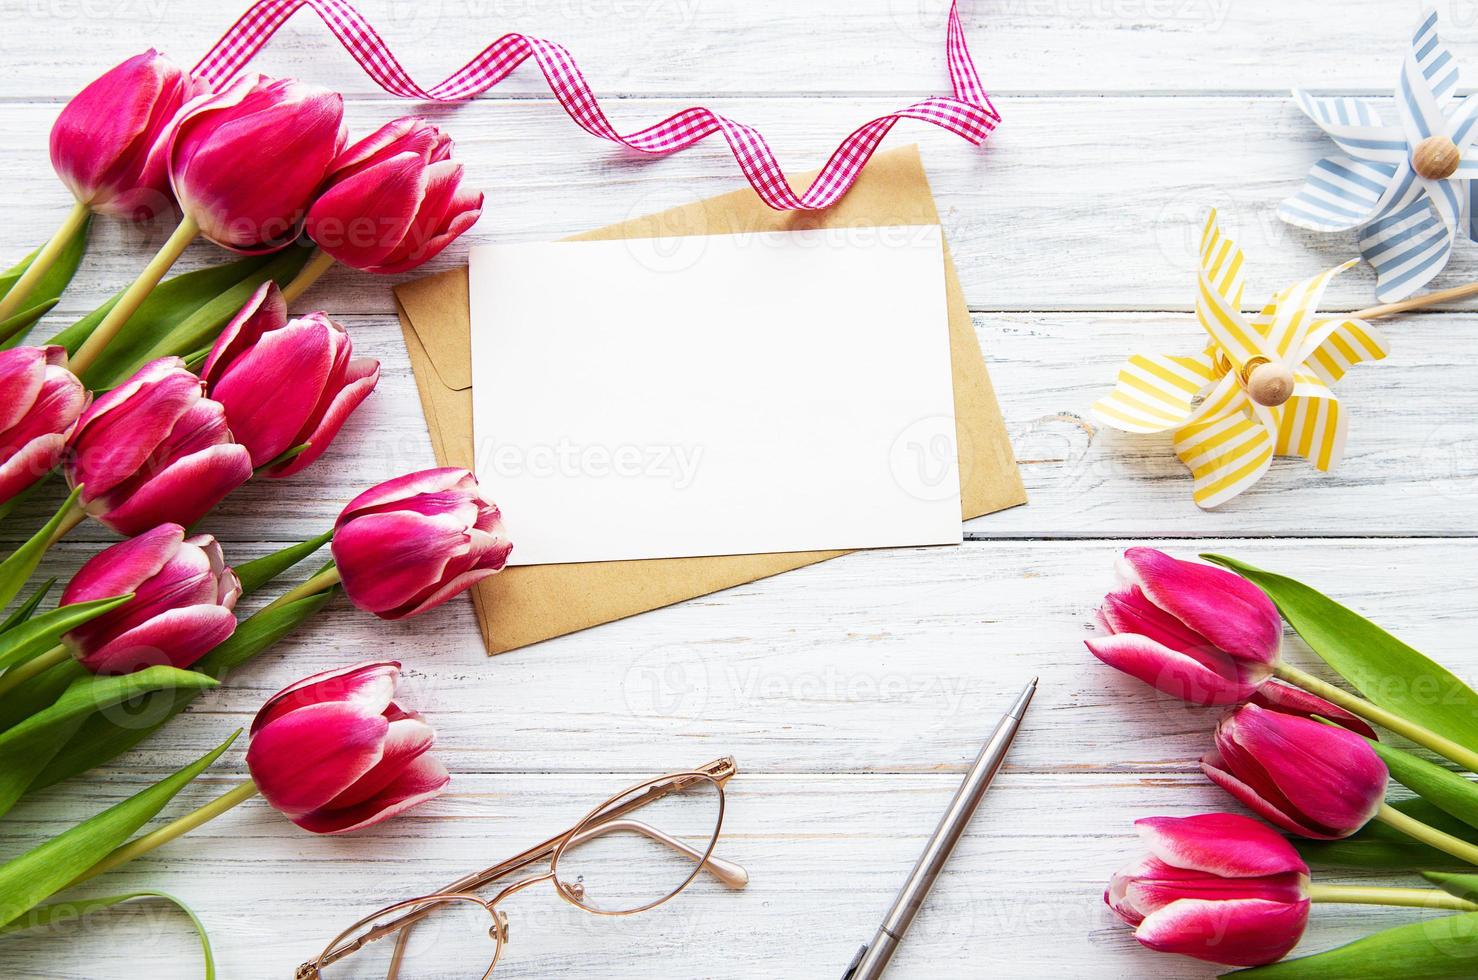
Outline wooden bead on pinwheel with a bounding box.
[1241,358,1295,407]
[1412,136,1460,180]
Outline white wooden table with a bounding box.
[4,2,1478,976]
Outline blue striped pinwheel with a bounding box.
[1093,213,1389,509]
[1280,8,1478,302]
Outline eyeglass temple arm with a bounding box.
[564,816,748,887]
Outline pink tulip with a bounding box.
[331,467,512,619]
[305,117,482,274]
[1107,813,1310,967]
[50,50,200,221]
[1202,704,1388,840]
[169,74,345,252]
[61,523,239,675]
[1087,547,1283,705]
[245,660,449,834]
[63,357,253,535]
[0,346,87,506]
[201,282,379,477]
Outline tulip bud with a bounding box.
[61,523,239,674]
[331,468,512,619]
[245,661,450,834]
[1106,813,1311,967]
[169,74,345,252]
[0,346,87,506]
[50,50,200,221]
[1087,547,1283,705]
[63,357,253,535]
[201,282,379,476]
[305,117,482,274]
[1202,704,1388,839]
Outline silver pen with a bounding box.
[842,677,1037,980]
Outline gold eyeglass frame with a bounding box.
[295,757,746,980]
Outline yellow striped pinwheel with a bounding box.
[1093,212,1390,509]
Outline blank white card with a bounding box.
[469,226,961,566]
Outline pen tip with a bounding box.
[1008,677,1037,720]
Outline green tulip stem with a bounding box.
[0,642,70,699]
[49,499,86,546]
[0,201,90,323]
[259,564,342,615]
[1274,662,1478,774]
[1377,803,1478,867]
[1307,883,1478,912]
[70,214,200,377]
[280,249,336,305]
[70,779,260,887]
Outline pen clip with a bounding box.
[842,944,867,979]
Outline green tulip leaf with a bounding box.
[1369,739,1478,834]
[0,661,84,734]
[0,298,59,347]
[0,666,219,819]
[32,591,332,792]
[0,594,132,673]
[0,485,83,615]
[0,579,55,634]
[1298,797,1478,871]
[1225,911,1478,978]
[1204,555,1478,754]
[0,730,236,929]
[233,530,333,597]
[0,216,93,349]
[0,889,215,980]
[50,244,311,388]
[1426,871,1478,903]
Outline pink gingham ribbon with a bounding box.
[195,0,999,211]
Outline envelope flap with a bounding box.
[394,268,473,390]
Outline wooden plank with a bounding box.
[2,96,1471,319]
[0,0,1441,98]
[0,772,1443,980]
[13,536,1474,778]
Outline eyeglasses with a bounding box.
[295,757,747,979]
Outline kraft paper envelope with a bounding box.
[394,144,1026,655]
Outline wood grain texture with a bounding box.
[3,2,1478,978]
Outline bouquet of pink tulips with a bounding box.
[1091,548,1478,976]
[0,43,509,958]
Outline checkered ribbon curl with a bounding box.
[195,0,1000,211]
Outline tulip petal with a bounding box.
[69,358,199,500]
[0,346,49,432]
[251,660,400,735]
[75,604,237,674]
[1122,548,1282,663]
[247,701,389,815]
[1200,751,1330,839]
[306,151,429,269]
[267,356,379,477]
[325,716,435,809]
[1135,814,1308,878]
[0,435,67,504]
[387,535,513,619]
[201,281,288,383]
[95,443,252,536]
[1134,897,1309,967]
[1086,633,1263,705]
[210,317,335,465]
[61,523,183,606]
[289,754,450,835]
[330,511,473,615]
[1250,682,1380,740]
[335,467,478,526]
